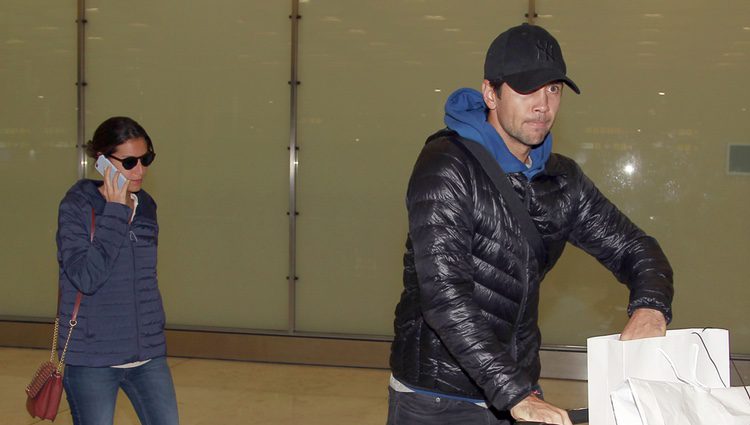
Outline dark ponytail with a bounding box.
[85,116,153,158]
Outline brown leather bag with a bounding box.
[25,347,66,419]
[25,292,82,420]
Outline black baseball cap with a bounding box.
[484,23,580,94]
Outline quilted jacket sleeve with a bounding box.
[567,163,674,322]
[57,193,131,295]
[407,140,535,411]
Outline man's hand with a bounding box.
[510,393,572,425]
[619,308,667,341]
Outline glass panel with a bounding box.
[535,1,750,352]
[0,1,77,317]
[3,1,747,355]
[85,1,291,329]
[296,1,528,334]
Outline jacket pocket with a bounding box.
[132,220,158,246]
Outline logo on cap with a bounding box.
[536,40,555,62]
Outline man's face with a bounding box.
[485,81,563,148]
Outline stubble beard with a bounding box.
[501,122,549,148]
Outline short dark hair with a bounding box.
[85,116,153,158]
[488,80,504,97]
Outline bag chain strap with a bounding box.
[49,318,59,364]
[55,317,77,374]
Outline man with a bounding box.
[388,23,673,425]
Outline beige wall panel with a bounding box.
[295,1,528,334]
[535,1,750,352]
[83,1,291,329]
[1,1,747,354]
[0,1,77,318]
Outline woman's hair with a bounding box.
[85,116,154,158]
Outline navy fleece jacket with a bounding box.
[56,179,167,367]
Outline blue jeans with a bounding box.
[386,387,513,425]
[63,356,179,425]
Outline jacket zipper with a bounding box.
[510,178,532,359]
[129,220,142,360]
[523,179,532,210]
[510,245,531,360]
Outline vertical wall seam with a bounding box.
[76,0,87,178]
[526,0,537,24]
[288,0,301,333]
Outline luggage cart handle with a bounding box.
[516,407,588,424]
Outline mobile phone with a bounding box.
[94,155,128,190]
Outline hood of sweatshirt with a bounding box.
[443,87,552,179]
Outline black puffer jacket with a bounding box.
[390,129,673,411]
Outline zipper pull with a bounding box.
[129,231,138,242]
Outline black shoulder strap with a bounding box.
[449,136,547,266]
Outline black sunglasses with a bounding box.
[108,151,156,170]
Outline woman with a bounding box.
[56,116,179,425]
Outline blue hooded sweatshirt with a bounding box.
[444,88,552,179]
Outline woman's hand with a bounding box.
[101,166,129,205]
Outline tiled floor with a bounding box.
[2,347,587,424]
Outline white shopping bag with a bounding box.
[611,378,750,425]
[587,328,730,425]
[610,382,642,424]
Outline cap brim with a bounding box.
[503,68,580,94]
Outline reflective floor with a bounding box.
[2,347,587,424]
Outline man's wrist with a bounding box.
[631,307,667,322]
[628,303,671,324]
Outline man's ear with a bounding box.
[482,80,497,110]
